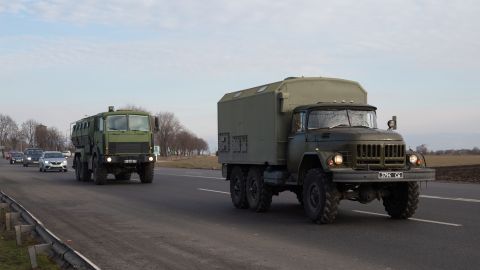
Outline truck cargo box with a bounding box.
[217,77,367,166]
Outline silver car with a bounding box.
[39,151,68,172]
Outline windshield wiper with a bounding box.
[351,125,371,128]
[329,124,349,129]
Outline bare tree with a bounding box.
[156,112,182,156]
[416,144,428,154]
[119,104,151,113]
[0,114,18,156]
[21,119,39,147]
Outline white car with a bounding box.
[39,151,68,172]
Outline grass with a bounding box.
[0,230,60,270]
[154,155,480,170]
[425,155,480,167]
[156,156,221,170]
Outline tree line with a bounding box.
[1,109,209,158]
[416,144,480,155]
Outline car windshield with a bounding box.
[27,150,43,156]
[12,153,23,157]
[106,115,127,131]
[129,115,150,131]
[45,153,63,158]
[308,109,377,130]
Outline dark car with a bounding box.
[23,148,44,167]
[9,152,24,164]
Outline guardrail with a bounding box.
[1,190,101,270]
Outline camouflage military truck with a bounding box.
[218,77,435,224]
[71,106,158,185]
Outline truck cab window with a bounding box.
[291,112,305,133]
[106,115,127,131]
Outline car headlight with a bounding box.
[44,160,49,164]
[62,160,67,165]
[333,154,343,165]
[409,154,418,164]
[27,157,32,160]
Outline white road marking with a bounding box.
[156,173,224,180]
[198,188,230,195]
[420,195,480,203]
[352,210,462,227]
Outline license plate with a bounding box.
[378,172,404,179]
[124,160,137,164]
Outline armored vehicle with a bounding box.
[218,77,435,224]
[71,107,158,185]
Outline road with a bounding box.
[1,159,479,270]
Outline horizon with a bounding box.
[1,1,479,151]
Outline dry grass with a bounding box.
[156,156,221,170]
[425,155,480,167]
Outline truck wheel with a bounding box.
[302,168,340,224]
[230,166,249,209]
[139,163,154,183]
[92,157,107,185]
[75,157,82,181]
[383,182,419,219]
[246,167,272,212]
[115,172,132,181]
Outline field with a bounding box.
[424,155,480,167]
[155,155,480,170]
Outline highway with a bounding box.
[1,159,479,270]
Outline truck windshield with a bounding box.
[308,109,377,130]
[106,115,127,131]
[129,115,150,131]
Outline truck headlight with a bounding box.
[409,154,418,164]
[148,156,154,162]
[333,154,343,165]
[106,157,112,163]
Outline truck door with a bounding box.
[287,111,306,173]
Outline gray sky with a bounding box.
[1,0,479,150]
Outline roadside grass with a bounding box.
[0,230,59,270]
[156,156,221,170]
[425,155,480,167]
[154,155,480,170]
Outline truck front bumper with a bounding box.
[102,154,156,164]
[332,168,435,183]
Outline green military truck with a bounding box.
[71,106,158,185]
[218,77,435,224]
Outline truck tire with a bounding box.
[115,172,132,181]
[302,168,340,224]
[246,167,272,212]
[383,182,419,219]
[230,166,249,209]
[92,157,107,185]
[139,163,154,183]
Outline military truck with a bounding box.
[71,106,158,185]
[218,77,435,224]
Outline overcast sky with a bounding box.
[1,0,479,150]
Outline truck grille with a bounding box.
[356,144,405,168]
[109,142,149,154]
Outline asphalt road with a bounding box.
[1,159,479,270]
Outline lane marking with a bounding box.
[156,173,224,180]
[198,188,230,195]
[420,195,480,203]
[352,210,462,227]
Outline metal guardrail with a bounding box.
[1,190,101,270]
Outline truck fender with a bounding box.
[297,153,328,184]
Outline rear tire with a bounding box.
[92,157,107,185]
[230,166,249,209]
[383,182,419,219]
[302,168,340,224]
[139,163,154,183]
[246,167,272,212]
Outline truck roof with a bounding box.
[294,103,377,111]
[219,77,366,103]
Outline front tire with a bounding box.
[139,163,154,183]
[246,167,272,212]
[92,157,107,185]
[383,182,419,219]
[230,166,249,209]
[302,169,340,224]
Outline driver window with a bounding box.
[291,112,305,133]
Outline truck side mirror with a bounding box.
[154,116,159,132]
[388,116,397,130]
